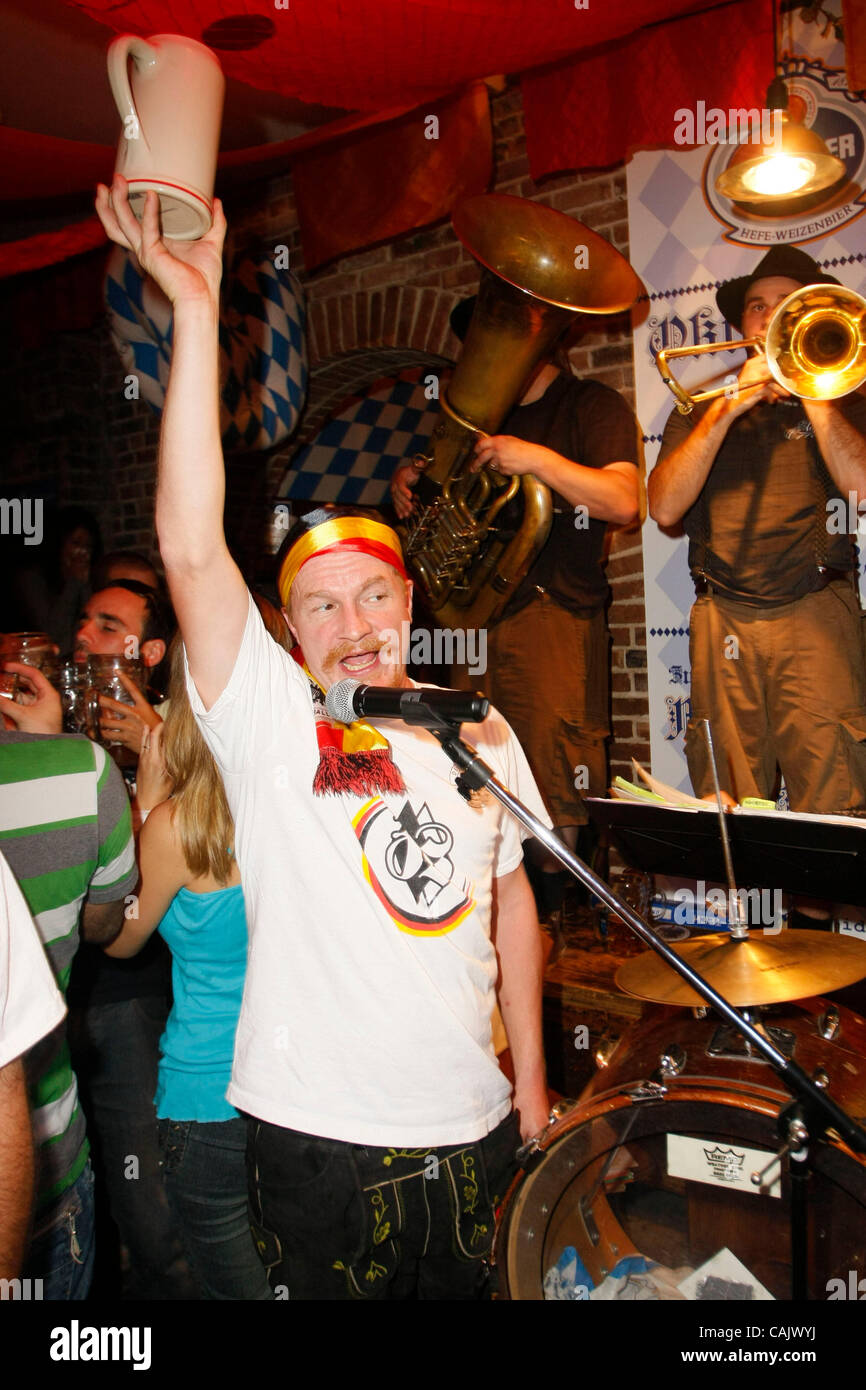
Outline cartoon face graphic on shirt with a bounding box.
[353,795,476,935]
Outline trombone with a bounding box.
[656,283,866,415]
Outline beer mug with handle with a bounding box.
[85,653,145,770]
[107,33,225,240]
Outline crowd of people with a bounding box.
[1,174,865,1300]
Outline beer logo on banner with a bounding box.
[352,796,475,936]
[704,62,866,245]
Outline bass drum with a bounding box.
[496,998,866,1300]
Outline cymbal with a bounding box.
[616,930,866,1007]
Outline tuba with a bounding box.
[656,282,866,414]
[399,194,644,629]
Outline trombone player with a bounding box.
[648,245,866,817]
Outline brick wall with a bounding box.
[2,78,650,786]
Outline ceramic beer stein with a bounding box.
[107,33,225,240]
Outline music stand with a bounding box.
[585,798,866,906]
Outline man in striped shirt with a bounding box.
[0,727,136,1299]
[0,849,67,1279]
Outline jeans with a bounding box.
[159,1117,272,1300]
[247,1110,520,1300]
[68,995,196,1300]
[23,1162,95,1300]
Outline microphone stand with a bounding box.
[429,716,866,1299]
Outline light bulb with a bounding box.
[740,154,815,196]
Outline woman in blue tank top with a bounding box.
[104,631,277,1299]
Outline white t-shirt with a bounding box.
[0,849,66,1069]
[187,594,551,1146]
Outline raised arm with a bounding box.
[95,178,248,708]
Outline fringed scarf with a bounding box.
[292,649,405,798]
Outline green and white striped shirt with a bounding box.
[0,732,136,1210]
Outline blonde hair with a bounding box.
[161,601,292,881]
[161,638,235,882]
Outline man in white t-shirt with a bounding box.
[0,850,67,1277]
[96,177,550,1300]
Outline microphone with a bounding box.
[326,679,489,728]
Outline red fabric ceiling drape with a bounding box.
[0,0,727,281]
[292,84,492,271]
[843,0,866,94]
[64,0,721,112]
[521,0,775,177]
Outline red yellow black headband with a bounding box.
[277,517,408,608]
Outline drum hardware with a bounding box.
[625,1080,668,1103]
[706,1015,797,1062]
[593,1035,620,1070]
[818,1005,841,1040]
[750,1115,809,1196]
[655,282,866,415]
[515,1100,570,1169]
[751,1151,782,1195]
[778,1100,815,1301]
[812,1068,830,1089]
[656,1043,687,1079]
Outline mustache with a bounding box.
[325,636,391,667]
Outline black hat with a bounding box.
[716,245,840,332]
[449,295,476,343]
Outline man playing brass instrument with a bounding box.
[394,298,640,919]
[648,245,866,815]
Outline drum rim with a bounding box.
[495,1080,866,1300]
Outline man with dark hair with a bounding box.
[0,850,66,1280]
[0,714,136,1297]
[67,577,192,1298]
[74,579,173,754]
[96,176,550,1300]
[75,579,170,671]
[648,245,866,814]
